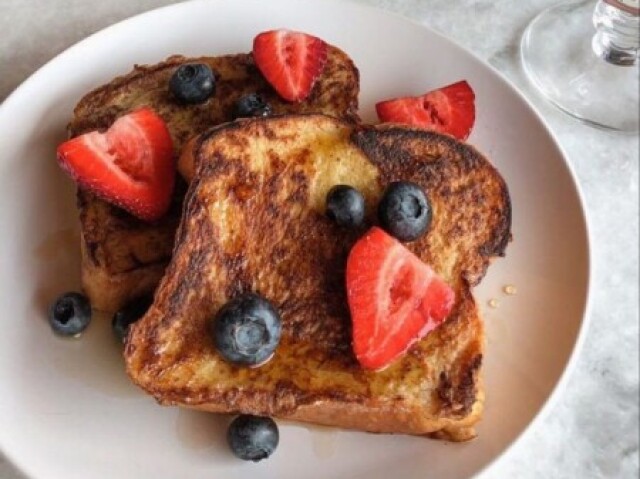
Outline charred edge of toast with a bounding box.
[129,355,485,431]
[351,123,512,285]
[77,178,188,270]
[437,353,483,415]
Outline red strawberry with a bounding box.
[346,227,455,370]
[375,80,476,140]
[253,29,328,102]
[57,108,175,222]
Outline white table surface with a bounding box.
[0,0,638,478]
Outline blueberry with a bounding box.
[378,181,431,241]
[48,292,92,337]
[233,94,272,119]
[326,185,366,228]
[212,293,282,366]
[227,415,279,462]
[112,296,153,344]
[169,63,215,104]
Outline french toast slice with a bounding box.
[68,45,359,312]
[125,114,511,441]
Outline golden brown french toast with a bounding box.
[125,114,511,441]
[68,46,359,312]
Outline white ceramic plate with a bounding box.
[0,1,591,478]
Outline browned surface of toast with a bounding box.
[69,46,359,312]
[125,115,511,440]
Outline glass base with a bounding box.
[521,0,639,132]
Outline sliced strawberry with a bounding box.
[375,80,476,140]
[253,29,328,102]
[346,227,455,370]
[57,108,175,222]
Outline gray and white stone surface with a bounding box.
[0,0,638,478]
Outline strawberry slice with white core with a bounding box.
[56,108,175,222]
[253,29,328,102]
[375,80,476,140]
[346,227,455,370]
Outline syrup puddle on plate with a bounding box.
[308,424,338,459]
[278,421,339,459]
[34,227,79,261]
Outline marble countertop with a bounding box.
[1,0,638,478]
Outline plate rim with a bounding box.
[0,0,593,478]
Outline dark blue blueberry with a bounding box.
[233,93,272,119]
[227,415,279,462]
[326,185,366,228]
[112,296,153,344]
[212,293,282,366]
[169,63,216,104]
[48,292,92,337]
[378,181,431,242]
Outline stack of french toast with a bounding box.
[52,29,511,460]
